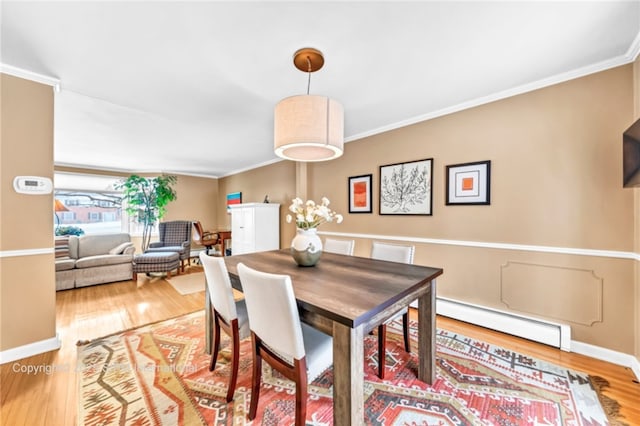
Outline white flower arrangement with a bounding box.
[286,197,343,230]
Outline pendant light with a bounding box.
[274,48,344,162]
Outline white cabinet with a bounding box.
[230,203,280,255]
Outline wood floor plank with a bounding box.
[1,265,638,425]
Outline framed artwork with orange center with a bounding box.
[446,160,491,205]
[348,174,372,213]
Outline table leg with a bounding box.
[205,283,212,354]
[417,279,436,383]
[332,321,364,425]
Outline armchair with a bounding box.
[146,220,192,273]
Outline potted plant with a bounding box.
[116,174,177,251]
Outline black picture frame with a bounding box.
[445,160,491,205]
[379,158,433,215]
[348,174,373,213]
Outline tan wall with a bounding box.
[163,174,218,230]
[219,161,296,247]
[222,65,637,354]
[162,174,219,249]
[0,74,56,351]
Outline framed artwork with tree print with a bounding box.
[379,158,433,215]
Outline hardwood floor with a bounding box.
[1,265,639,425]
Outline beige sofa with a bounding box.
[55,233,135,291]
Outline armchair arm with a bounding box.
[122,246,136,255]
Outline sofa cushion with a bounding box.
[55,258,76,271]
[109,242,134,255]
[68,236,79,259]
[75,254,133,269]
[145,245,186,254]
[76,233,131,258]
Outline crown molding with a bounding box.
[625,30,640,61]
[220,156,284,178]
[54,162,219,179]
[0,64,61,92]
[346,48,639,144]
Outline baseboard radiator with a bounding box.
[436,297,571,351]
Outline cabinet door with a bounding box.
[254,206,279,251]
[230,208,242,254]
[231,207,255,255]
[239,207,255,253]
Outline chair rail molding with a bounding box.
[319,231,640,261]
[0,248,54,258]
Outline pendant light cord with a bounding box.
[306,56,312,95]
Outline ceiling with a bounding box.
[2,1,640,178]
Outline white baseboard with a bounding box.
[436,297,640,381]
[571,340,640,381]
[0,334,61,365]
[436,297,571,351]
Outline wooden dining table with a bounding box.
[205,248,443,425]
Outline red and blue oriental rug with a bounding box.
[77,310,617,425]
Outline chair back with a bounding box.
[193,221,205,242]
[237,262,305,360]
[324,238,355,256]
[200,252,238,322]
[371,241,415,264]
[159,220,192,246]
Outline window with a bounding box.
[53,172,160,237]
[61,211,76,221]
[54,172,125,235]
[102,212,117,222]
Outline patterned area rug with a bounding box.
[77,310,616,425]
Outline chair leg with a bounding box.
[378,324,386,379]
[209,314,221,372]
[248,334,262,421]
[402,312,410,353]
[226,323,240,403]
[294,359,308,426]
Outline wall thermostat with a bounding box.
[13,176,53,195]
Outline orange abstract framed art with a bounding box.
[446,160,491,205]
[348,174,372,213]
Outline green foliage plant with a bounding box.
[55,225,85,236]
[115,175,177,251]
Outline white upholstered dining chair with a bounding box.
[323,238,355,256]
[199,252,250,402]
[370,241,415,379]
[237,262,333,426]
